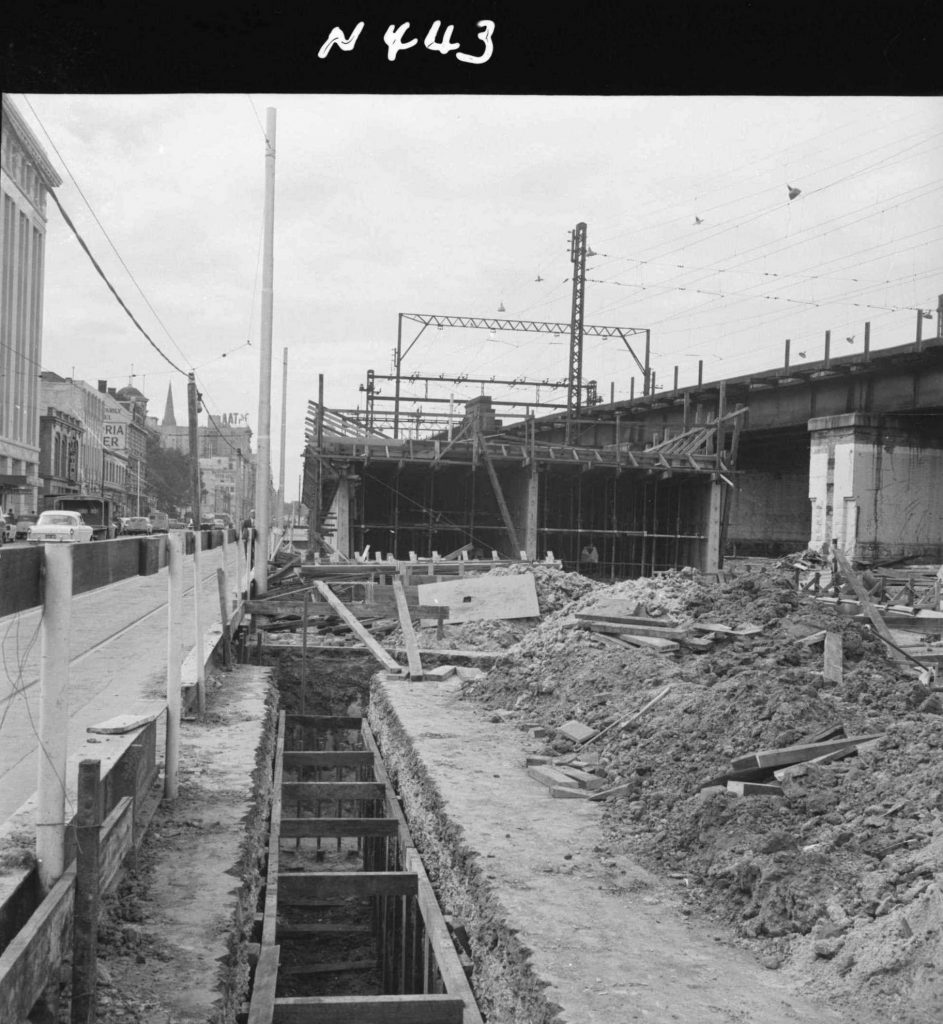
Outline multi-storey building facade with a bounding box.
[38,373,134,513]
[1,96,62,515]
[38,405,84,500]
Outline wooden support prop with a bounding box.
[278,872,418,900]
[301,590,309,714]
[313,581,402,673]
[393,578,423,679]
[443,542,473,561]
[834,550,906,661]
[280,818,400,839]
[823,631,843,684]
[417,604,450,640]
[260,712,286,948]
[478,430,520,556]
[70,759,101,1024]
[216,567,234,668]
[273,994,464,1024]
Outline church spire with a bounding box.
[162,382,177,426]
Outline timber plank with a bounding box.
[582,621,686,640]
[313,581,402,672]
[282,751,374,769]
[273,994,464,1023]
[284,715,364,730]
[834,550,907,660]
[731,733,882,771]
[405,848,484,1023]
[278,872,418,900]
[823,631,843,684]
[613,632,680,652]
[261,713,286,948]
[282,782,385,803]
[393,578,423,679]
[527,765,580,790]
[417,573,539,625]
[248,943,280,1024]
[280,818,399,839]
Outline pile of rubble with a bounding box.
[453,565,943,1024]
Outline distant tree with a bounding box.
[145,432,194,517]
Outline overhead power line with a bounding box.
[45,188,188,377]
[21,95,194,371]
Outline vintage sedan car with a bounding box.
[13,515,37,541]
[27,511,94,543]
[121,516,153,535]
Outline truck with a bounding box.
[45,495,116,540]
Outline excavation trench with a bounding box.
[234,651,485,1023]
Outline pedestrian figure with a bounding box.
[579,541,599,577]
[242,509,256,568]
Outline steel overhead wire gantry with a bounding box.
[388,309,650,438]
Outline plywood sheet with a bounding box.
[417,573,539,624]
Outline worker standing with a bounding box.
[579,541,599,577]
[242,509,256,568]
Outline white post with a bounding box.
[36,544,73,890]
[254,106,277,597]
[193,530,206,716]
[165,531,183,800]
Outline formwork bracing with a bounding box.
[248,711,483,1024]
[302,398,745,576]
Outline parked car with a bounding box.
[121,516,153,535]
[13,515,37,541]
[27,510,94,544]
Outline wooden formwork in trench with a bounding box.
[247,711,483,1024]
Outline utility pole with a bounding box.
[278,346,288,529]
[187,372,201,527]
[566,222,587,445]
[254,106,276,596]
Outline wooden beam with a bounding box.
[393,578,423,679]
[834,550,907,661]
[823,631,843,684]
[247,944,280,1024]
[278,872,419,900]
[477,432,520,555]
[312,581,402,673]
[731,733,882,771]
[282,782,386,803]
[280,818,399,839]
[273,994,464,1023]
[282,750,374,769]
[261,713,286,947]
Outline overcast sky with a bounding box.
[15,93,943,497]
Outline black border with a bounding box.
[3,1,941,96]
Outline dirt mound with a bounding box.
[461,566,942,1023]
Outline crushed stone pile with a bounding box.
[456,565,943,1024]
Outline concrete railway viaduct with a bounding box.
[303,335,943,574]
